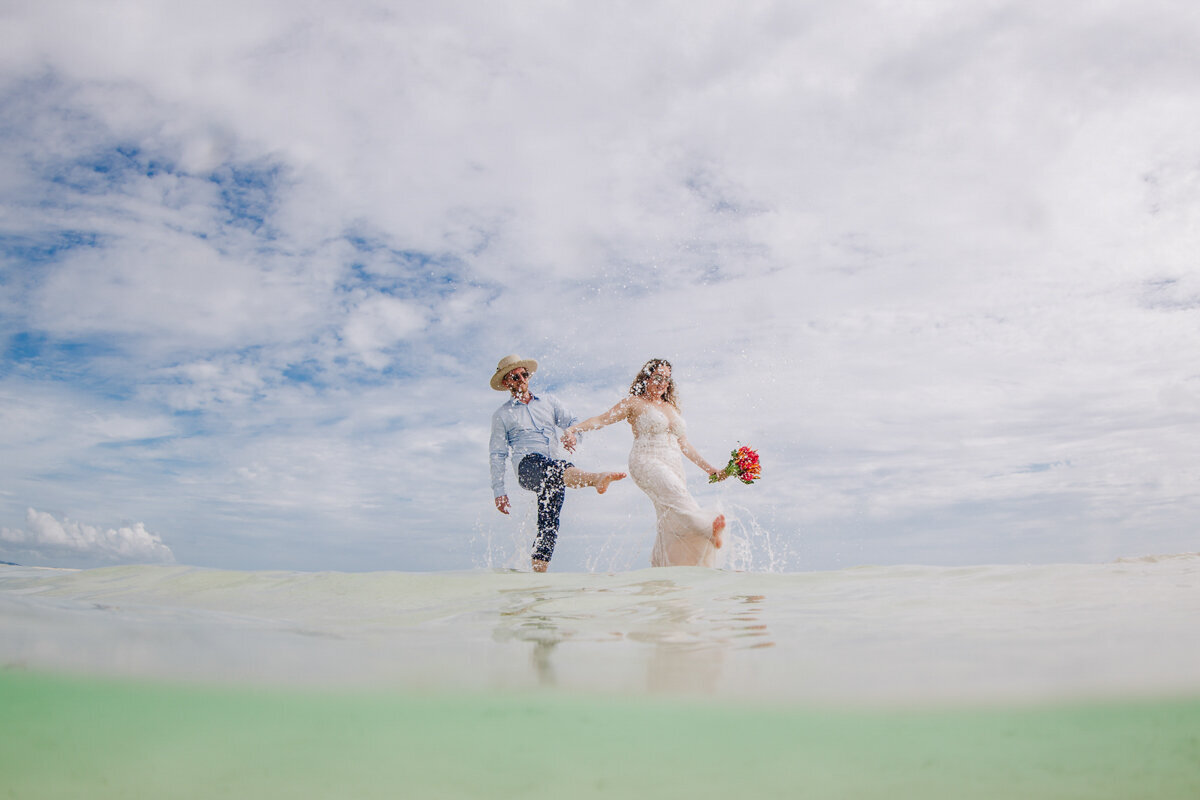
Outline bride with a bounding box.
[562,359,728,567]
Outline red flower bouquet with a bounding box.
[710,445,761,484]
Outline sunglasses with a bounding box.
[506,369,530,381]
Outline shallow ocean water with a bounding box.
[2,556,1199,798]
[3,556,1199,703]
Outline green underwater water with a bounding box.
[2,670,1199,800]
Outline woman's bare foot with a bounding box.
[712,514,726,549]
[595,472,626,494]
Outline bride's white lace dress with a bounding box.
[628,405,718,567]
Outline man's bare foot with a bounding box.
[532,559,549,573]
[712,514,726,549]
[595,472,626,494]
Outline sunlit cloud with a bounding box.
[0,508,175,567]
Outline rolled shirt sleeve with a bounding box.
[551,395,581,437]
[489,409,511,498]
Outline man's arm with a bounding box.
[489,410,510,501]
[551,396,582,453]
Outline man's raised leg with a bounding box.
[563,467,626,494]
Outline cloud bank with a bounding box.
[1,0,1198,571]
[0,508,175,567]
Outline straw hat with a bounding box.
[490,354,538,391]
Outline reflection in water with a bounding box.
[492,584,567,686]
[645,643,723,694]
[491,579,776,694]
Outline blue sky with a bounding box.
[1,0,1198,571]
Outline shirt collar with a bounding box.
[507,392,539,406]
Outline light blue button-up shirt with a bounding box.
[489,393,580,498]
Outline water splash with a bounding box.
[470,502,541,571]
[720,503,797,573]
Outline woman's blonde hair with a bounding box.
[629,358,679,409]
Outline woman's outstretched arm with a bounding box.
[561,398,633,449]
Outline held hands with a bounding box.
[560,428,578,453]
[495,495,511,514]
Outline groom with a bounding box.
[489,354,625,572]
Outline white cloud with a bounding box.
[2,1,1200,571]
[0,508,175,566]
[340,294,426,369]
